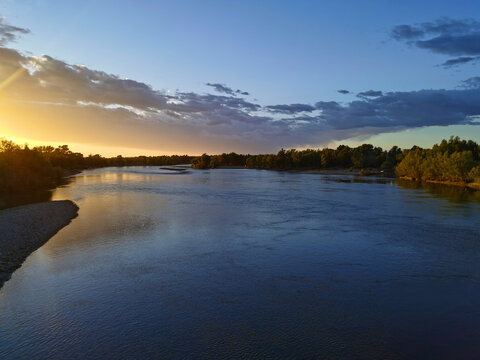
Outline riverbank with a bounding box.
[0,200,79,289]
[400,176,480,191]
[214,166,396,177]
[296,168,395,177]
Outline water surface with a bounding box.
[1,167,479,359]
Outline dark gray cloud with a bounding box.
[357,90,383,98]
[174,92,261,114]
[392,18,480,66]
[315,101,342,111]
[337,89,350,94]
[206,82,235,95]
[460,76,480,89]
[0,18,29,46]
[318,89,480,131]
[206,82,249,96]
[266,103,316,114]
[391,24,425,41]
[391,18,480,41]
[441,56,478,68]
[416,33,480,56]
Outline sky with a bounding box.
[0,0,479,156]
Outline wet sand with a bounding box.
[0,200,78,289]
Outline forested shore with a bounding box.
[0,140,194,193]
[192,137,480,187]
[0,136,479,194]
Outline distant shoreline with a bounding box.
[0,200,79,289]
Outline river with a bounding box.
[1,167,479,359]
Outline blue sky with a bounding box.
[0,0,479,155]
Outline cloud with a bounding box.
[205,82,235,95]
[391,25,425,41]
[0,49,272,153]
[357,90,383,98]
[337,89,350,94]
[0,18,29,46]
[460,76,480,89]
[392,18,480,67]
[0,18,479,154]
[416,33,480,56]
[205,82,249,96]
[314,101,341,111]
[441,56,478,68]
[391,18,480,41]
[265,103,316,114]
[317,89,480,131]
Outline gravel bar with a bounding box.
[0,200,79,289]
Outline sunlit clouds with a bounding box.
[0,17,479,155]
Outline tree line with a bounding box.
[395,137,480,183]
[1,136,479,193]
[0,140,193,193]
[192,144,404,171]
[192,137,480,184]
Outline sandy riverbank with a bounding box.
[0,200,79,289]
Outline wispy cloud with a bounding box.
[392,18,480,68]
[265,103,316,114]
[205,82,250,96]
[0,18,29,46]
[357,90,383,99]
[441,56,478,68]
[391,18,480,41]
[460,76,480,89]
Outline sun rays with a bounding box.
[0,67,26,92]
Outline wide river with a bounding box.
[1,167,480,359]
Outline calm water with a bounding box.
[1,167,479,359]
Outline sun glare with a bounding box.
[0,67,26,92]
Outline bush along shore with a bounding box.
[395,138,480,189]
[0,200,78,289]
